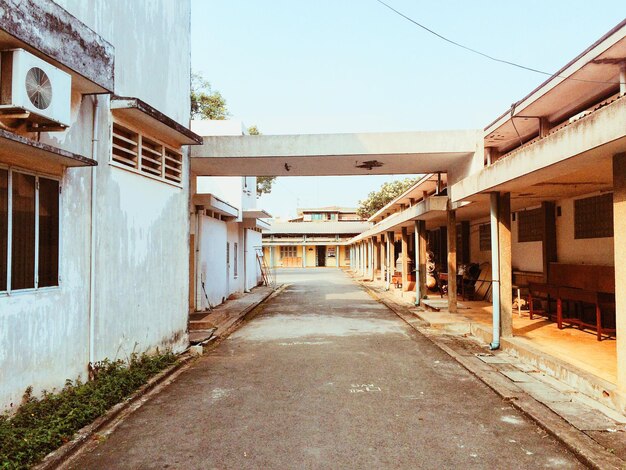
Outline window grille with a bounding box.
[518,208,542,242]
[479,224,491,251]
[574,193,613,239]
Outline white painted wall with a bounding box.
[556,195,614,266]
[245,229,263,290]
[227,223,244,295]
[1,0,192,410]
[198,216,228,308]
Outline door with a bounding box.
[317,246,326,267]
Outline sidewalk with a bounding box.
[188,285,276,344]
[351,272,626,468]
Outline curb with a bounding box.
[35,355,196,470]
[355,278,626,470]
[212,284,287,341]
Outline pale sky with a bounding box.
[191,1,626,219]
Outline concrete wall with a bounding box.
[198,216,228,309]
[511,212,543,273]
[245,229,262,290]
[1,0,191,409]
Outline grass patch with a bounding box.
[0,352,177,469]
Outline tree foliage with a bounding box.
[190,72,229,120]
[189,74,277,196]
[247,125,277,196]
[357,177,418,219]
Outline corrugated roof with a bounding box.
[264,221,371,235]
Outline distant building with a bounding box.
[263,208,370,267]
[190,120,271,310]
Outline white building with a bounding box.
[0,0,199,410]
[190,120,270,311]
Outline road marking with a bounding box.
[350,384,382,393]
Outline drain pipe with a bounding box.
[489,192,501,350]
[88,95,102,374]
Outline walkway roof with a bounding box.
[191,130,480,177]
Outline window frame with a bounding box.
[110,118,184,188]
[1,164,62,295]
[280,245,297,258]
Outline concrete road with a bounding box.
[71,269,585,469]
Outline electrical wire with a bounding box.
[375,0,625,87]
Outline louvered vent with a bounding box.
[140,136,163,176]
[164,148,183,183]
[110,120,183,187]
[112,123,139,168]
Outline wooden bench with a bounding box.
[527,263,615,341]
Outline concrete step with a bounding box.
[188,319,217,331]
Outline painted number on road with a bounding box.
[350,384,381,393]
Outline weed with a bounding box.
[0,352,176,469]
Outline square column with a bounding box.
[499,193,513,337]
[336,245,340,268]
[414,220,427,305]
[446,206,457,313]
[372,236,379,281]
[613,153,626,392]
[401,227,409,291]
[380,234,386,284]
[302,244,307,267]
[386,231,395,290]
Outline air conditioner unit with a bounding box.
[0,48,71,129]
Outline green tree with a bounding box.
[190,72,229,120]
[248,125,277,197]
[357,177,418,219]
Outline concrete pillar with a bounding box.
[270,246,275,268]
[380,234,386,284]
[541,201,557,283]
[446,206,457,313]
[372,236,379,281]
[613,153,626,392]
[367,238,374,281]
[401,227,409,292]
[415,220,427,305]
[360,242,365,275]
[302,244,306,268]
[386,231,395,290]
[499,193,513,337]
[336,245,340,268]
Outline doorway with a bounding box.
[316,246,326,267]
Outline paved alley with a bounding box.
[71,269,585,469]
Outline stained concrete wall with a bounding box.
[1,0,191,409]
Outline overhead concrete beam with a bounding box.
[191,130,480,176]
[451,97,626,202]
[350,196,448,243]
